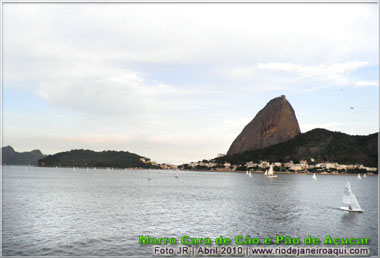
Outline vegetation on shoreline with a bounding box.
[213,129,378,167]
[38,149,159,169]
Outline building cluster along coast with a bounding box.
[176,158,377,174]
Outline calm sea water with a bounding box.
[2,166,378,256]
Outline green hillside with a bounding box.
[214,129,378,167]
[38,149,157,168]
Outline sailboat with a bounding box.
[312,173,317,180]
[339,182,363,213]
[246,170,249,175]
[264,169,268,176]
[248,171,252,178]
[266,164,277,178]
[357,174,361,180]
[175,170,179,178]
[363,173,367,178]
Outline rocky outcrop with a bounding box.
[2,145,46,165]
[227,95,301,155]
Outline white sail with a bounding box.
[357,174,361,179]
[246,171,249,175]
[363,174,367,178]
[340,181,363,212]
[342,182,352,205]
[264,170,268,176]
[312,173,317,180]
[267,165,274,176]
[351,193,362,210]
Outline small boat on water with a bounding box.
[363,173,367,178]
[266,164,277,178]
[175,171,179,178]
[312,173,317,180]
[248,171,252,178]
[357,174,361,180]
[264,169,268,176]
[339,182,363,213]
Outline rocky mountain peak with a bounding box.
[227,95,301,155]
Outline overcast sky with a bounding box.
[3,3,379,164]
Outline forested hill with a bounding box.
[38,149,157,168]
[215,129,378,167]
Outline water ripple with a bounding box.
[2,167,378,256]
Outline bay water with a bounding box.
[2,166,378,256]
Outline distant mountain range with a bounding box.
[215,128,378,167]
[2,146,46,165]
[38,149,157,169]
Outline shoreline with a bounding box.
[3,165,377,176]
[179,169,377,176]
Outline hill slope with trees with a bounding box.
[38,149,157,168]
[215,129,378,167]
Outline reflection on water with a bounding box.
[2,166,378,256]
[341,212,360,225]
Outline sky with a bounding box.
[2,3,379,164]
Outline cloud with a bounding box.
[3,3,378,164]
[258,61,370,86]
[354,80,379,87]
[257,61,367,76]
[218,61,373,91]
[35,64,155,116]
[28,59,200,117]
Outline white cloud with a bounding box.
[219,61,371,89]
[27,60,199,117]
[355,80,379,87]
[3,3,378,164]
